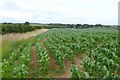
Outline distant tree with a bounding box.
[24,21,30,25]
[2,22,7,24]
[70,24,74,28]
[8,22,12,24]
[76,24,81,28]
[95,24,103,27]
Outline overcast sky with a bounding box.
[0,0,119,25]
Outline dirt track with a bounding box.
[2,29,49,41]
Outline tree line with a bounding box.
[1,22,45,34]
[1,22,118,35]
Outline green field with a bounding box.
[2,27,120,78]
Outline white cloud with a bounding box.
[0,0,119,25]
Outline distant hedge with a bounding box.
[0,23,65,34]
[1,22,117,35]
[1,23,44,35]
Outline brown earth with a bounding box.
[57,54,83,78]
[30,46,39,69]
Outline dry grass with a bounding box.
[2,29,49,58]
[2,29,49,41]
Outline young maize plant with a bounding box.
[71,64,81,78]
[35,42,49,76]
[2,43,32,78]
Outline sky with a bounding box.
[0,0,119,25]
[118,1,120,25]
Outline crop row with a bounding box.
[2,43,32,78]
[40,29,119,78]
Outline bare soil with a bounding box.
[57,55,83,78]
[57,61,72,78]
[30,46,39,69]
